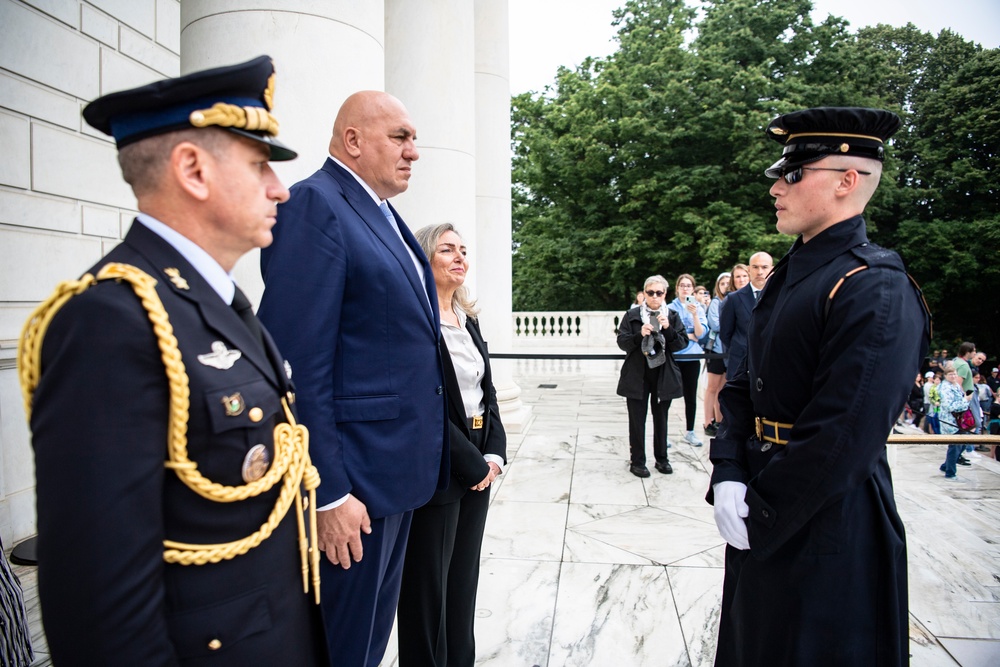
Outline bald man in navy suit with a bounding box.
[259,91,448,667]
[719,252,773,380]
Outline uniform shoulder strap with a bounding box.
[823,243,933,339]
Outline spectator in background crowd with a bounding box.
[987,367,1000,393]
[668,273,708,447]
[696,285,712,310]
[906,373,925,427]
[953,342,981,434]
[633,290,645,308]
[923,371,940,434]
[703,272,731,436]
[617,275,686,477]
[939,363,972,479]
[719,253,773,383]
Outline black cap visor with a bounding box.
[228,128,297,161]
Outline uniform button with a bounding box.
[436,386,443,395]
[286,391,295,404]
[248,407,264,422]
[761,509,770,519]
[208,638,222,650]
[756,378,764,391]
[761,442,772,452]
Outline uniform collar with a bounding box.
[784,214,868,287]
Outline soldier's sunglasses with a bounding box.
[781,166,871,184]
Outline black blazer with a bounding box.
[616,306,687,401]
[719,283,756,380]
[30,221,323,665]
[428,317,507,506]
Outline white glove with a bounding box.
[713,481,750,550]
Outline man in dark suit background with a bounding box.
[258,91,448,667]
[24,57,326,665]
[719,251,773,380]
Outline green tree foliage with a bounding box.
[511,0,999,353]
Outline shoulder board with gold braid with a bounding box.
[17,262,320,602]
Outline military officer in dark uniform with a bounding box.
[707,107,930,666]
[20,57,327,665]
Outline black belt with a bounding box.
[755,417,792,445]
[467,415,484,430]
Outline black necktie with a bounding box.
[232,285,265,352]
[753,289,761,302]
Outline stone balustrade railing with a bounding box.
[512,311,623,350]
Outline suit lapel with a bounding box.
[323,160,437,329]
[121,222,280,388]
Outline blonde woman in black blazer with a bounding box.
[398,224,507,666]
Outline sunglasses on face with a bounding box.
[780,166,872,184]
[645,290,665,297]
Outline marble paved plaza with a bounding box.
[11,359,1000,665]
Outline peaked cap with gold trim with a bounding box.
[764,106,901,178]
[83,55,297,161]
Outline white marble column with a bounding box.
[473,0,530,431]
[180,0,386,298]
[383,0,478,271]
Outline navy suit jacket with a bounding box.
[31,221,323,665]
[259,158,448,518]
[719,283,756,380]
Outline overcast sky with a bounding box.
[508,0,1000,95]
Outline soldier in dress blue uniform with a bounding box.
[20,57,327,665]
[707,107,930,666]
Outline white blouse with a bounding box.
[440,308,486,418]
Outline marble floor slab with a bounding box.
[9,359,1000,667]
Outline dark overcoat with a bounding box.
[30,221,325,666]
[709,215,929,666]
[616,306,687,401]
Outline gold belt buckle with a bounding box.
[472,415,483,429]
[755,417,763,440]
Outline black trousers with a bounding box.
[398,430,491,667]
[626,363,670,466]
[675,360,700,431]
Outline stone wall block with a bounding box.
[0,72,80,130]
[0,111,30,189]
[20,0,77,28]
[32,123,136,209]
[120,25,180,76]
[88,0,155,38]
[0,188,79,234]
[82,205,122,239]
[99,47,164,95]
[0,229,104,302]
[0,0,100,100]
[81,4,119,47]
[156,0,181,54]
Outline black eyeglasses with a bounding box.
[645,290,665,297]
[781,167,871,184]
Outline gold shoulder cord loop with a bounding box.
[18,262,320,603]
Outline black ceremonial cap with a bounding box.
[764,107,900,178]
[83,55,297,161]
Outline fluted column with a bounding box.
[474,0,530,431]
[384,0,478,275]
[180,0,386,298]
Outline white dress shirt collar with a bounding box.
[135,213,236,304]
